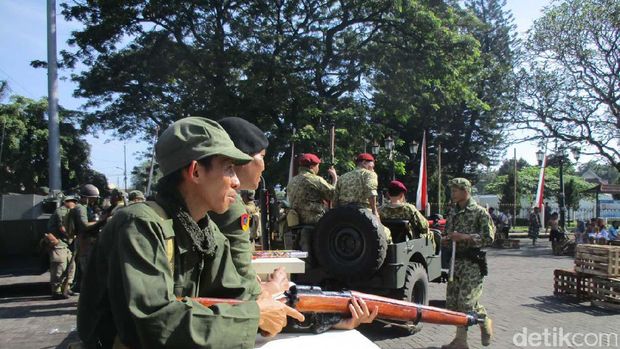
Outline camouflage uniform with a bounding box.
[47,205,76,296]
[380,202,431,243]
[287,167,335,263]
[244,200,261,242]
[287,168,335,224]
[334,168,378,208]
[335,168,393,242]
[444,197,495,315]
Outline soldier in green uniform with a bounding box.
[46,195,78,299]
[287,153,337,264]
[209,118,377,331]
[379,180,431,245]
[78,117,305,348]
[72,184,103,277]
[210,117,287,301]
[441,178,495,349]
[334,153,379,216]
[240,190,261,245]
[128,190,145,204]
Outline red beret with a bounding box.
[298,153,321,166]
[356,153,375,162]
[388,180,407,193]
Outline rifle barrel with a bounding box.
[190,288,482,327]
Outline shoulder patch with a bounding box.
[240,213,250,231]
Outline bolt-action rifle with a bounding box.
[189,285,484,333]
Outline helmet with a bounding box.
[80,184,100,198]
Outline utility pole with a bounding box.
[47,0,61,191]
[146,127,159,197]
[123,142,128,192]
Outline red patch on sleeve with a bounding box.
[240,213,250,231]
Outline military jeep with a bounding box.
[290,205,444,333]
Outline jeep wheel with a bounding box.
[394,262,429,334]
[313,206,387,280]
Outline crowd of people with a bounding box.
[526,205,618,250]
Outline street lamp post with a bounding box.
[409,140,419,162]
[385,135,395,181]
[558,146,566,230]
[370,141,380,157]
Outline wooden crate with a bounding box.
[553,269,591,301]
[590,276,620,311]
[574,244,620,277]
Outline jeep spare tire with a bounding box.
[314,206,388,280]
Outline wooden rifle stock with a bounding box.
[189,285,483,327]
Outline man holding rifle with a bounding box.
[442,178,495,349]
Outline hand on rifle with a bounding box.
[327,166,338,184]
[445,231,472,243]
[257,297,305,337]
[258,267,290,299]
[332,297,379,330]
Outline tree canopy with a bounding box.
[59,0,519,187]
[512,0,620,171]
[0,91,107,194]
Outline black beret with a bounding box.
[218,117,269,155]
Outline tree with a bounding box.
[130,159,162,194]
[512,0,620,171]
[60,0,504,186]
[485,165,592,213]
[0,94,107,193]
[578,160,620,184]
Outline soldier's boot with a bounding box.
[480,317,493,346]
[441,326,469,349]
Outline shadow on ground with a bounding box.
[522,295,619,317]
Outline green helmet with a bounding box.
[80,184,100,198]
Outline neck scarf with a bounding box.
[156,186,216,257]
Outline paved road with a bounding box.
[1,239,619,348]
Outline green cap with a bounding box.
[449,177,472,192]
[63,195,78,202]
[156,117,253,176]
[128,190,145,201]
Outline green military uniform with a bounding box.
[245,200,261,241]
[444,195,495,316]
[379,202,431,242]
[47,205,76,296]
[78,202,260,348]
[210,194,262,301]
[334,168,378,208]
[287,167,335,224]
[72,202,96,273]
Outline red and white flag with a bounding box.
[416,132,427,211]
[535,151,546,211]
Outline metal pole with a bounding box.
[123,142,128,191]
[559,157,566,230]
[145,127,159,197]
[47,0,61,190]
[437,147,441,215]
[259,176,270,250]
[513,148,517,225]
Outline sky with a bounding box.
[0,0,559,187]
